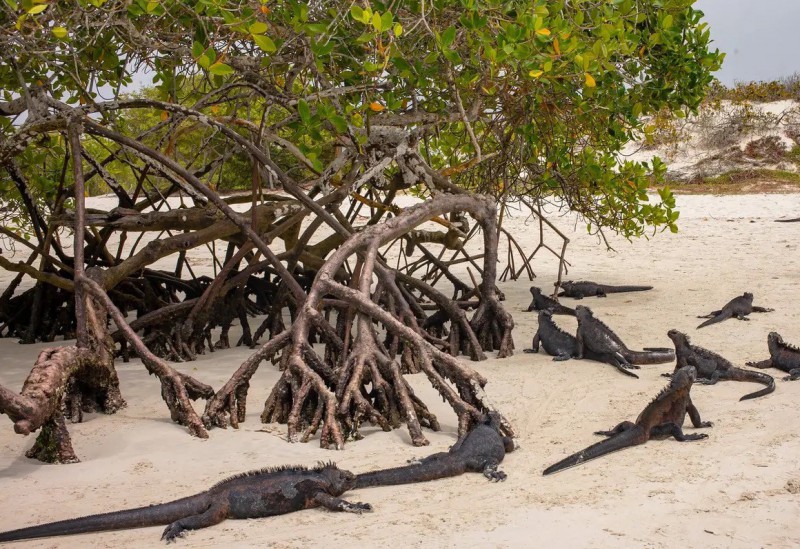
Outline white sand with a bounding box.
[2,191,800,548]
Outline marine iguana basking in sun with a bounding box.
[525,310,640,378]
[354,413,516,488]
[0,463,371,543]
[696,292,773,329]
[746,331,800,381]
[542,366,711,475]
[667,329,774,401]
[556,280,653,299]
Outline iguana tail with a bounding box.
[726,368,775,401]
[696,310,732,329]
[0,495,207,542]
[354,455,465,488]
[553,304,577,316]
[542,426,648,475]
[606,285,653,293]
[622,349,675,365]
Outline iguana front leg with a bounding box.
[313,492,373,513]
[784,369,800,381]
[746,359,773,369]
[575,330,584,359]
[687,401,713,428]
[654,423,709,441]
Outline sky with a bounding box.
[695,0,800,85]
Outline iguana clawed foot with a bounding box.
[341,502,373,514]
[483,466,507,482]
[161,523,186,543]
[681,433,709,441]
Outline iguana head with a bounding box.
[574,305,592,321]
[670,365,697,387]
[666,329,688,344]
[743,292,754,301]
[767,331,783,352]
[320,464,357,495]
[530,286,542,297]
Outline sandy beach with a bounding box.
[1,191,800,548]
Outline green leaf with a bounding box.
[209,62,234,76]
[27,4,47,14]
[192,41,205,59]
[298,99,311,124]
[371,12,382,32]
[441,26,456,48]
[51,26,68,39]
[253,34,276,52]
[145,1,159,14]
[393,23,403,37]
[380,11,393,32]
[305,23,328,35]
[328,114,348,133]
[350,5,364,22]
[4,0,18,10]
[249,21,268,35]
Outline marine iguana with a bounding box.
[526,286,575,316]
[575,305,675,367]
[354,413,516,488]
[746,331,800,381]
[556,280,653,299]
[696,292,773,329]
[667,329,775,401]
[542,365,711,475]
[0,463,371,543]
[524,310,639,378]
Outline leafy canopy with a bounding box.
[1,0,723,237]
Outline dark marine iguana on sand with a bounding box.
[575,306,675,368]
[0,463,371,543]
[556,280,653,299]
[542,366,711,475]
[666,330,774,401]
[524,311,639,378]
[526,286,575,316]
[747,331,800,381]
[354,413,516,488]
[696,292,773,329]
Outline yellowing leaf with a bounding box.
[529,69,543,78]
[553,37,560,55]
[209,62,234,76]
[253,34,276,52]
[536,28,550,36]
[160,111,169,121]
[584,72,596,87]
[51,26,68,38]
[369,102,385,112]
[249,21,268,35]
[27,4,47,14]
[260,5,270,14]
